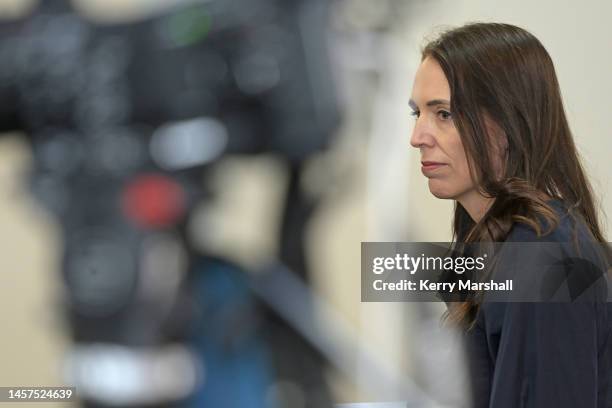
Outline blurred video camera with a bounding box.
[0,0,340,406]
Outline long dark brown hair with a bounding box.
[421,22,607,326]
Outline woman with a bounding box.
[409,23,612,407]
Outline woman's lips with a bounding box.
[421,161,447,174]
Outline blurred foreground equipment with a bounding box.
[0,0,340,406]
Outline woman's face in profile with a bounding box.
[409,57,475,201]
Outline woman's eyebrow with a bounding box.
[409,98,450,109]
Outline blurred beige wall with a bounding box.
[0,135,71,408]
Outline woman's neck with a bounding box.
[457,190,495,223]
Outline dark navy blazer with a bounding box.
[464,201,612,408]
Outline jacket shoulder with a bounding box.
[506,200,585,243]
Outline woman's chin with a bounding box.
[428,181,456,199]
[430,190,455,199]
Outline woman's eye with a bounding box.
[410,110,420,118]
[437,110,452,120]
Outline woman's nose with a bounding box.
[410,119,435,148]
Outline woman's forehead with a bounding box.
[411,57,450,104]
